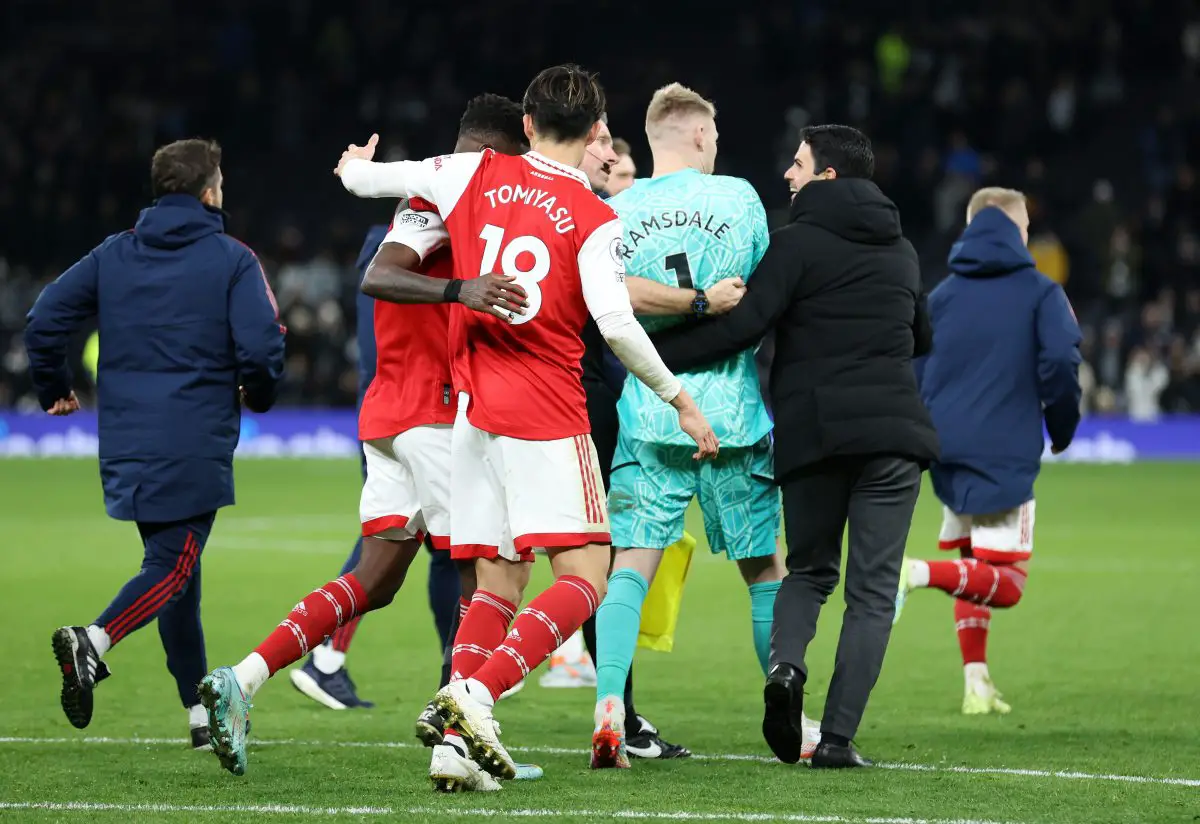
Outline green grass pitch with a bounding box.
[1,459,1198,823]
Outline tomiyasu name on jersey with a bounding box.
[609,168,771,449]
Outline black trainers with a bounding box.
[762,663,805,764]
[51,626,110,730]
[190,725,212,751]
[415,699,447,747]
[288,656,374,709]
[811,741,873,769]
[626,714,691,759]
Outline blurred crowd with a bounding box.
[1,0,1198,418]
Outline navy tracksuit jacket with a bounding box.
[24,193,286,523]
[917,206,1083,515]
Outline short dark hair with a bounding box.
[799,125,874,180]
[522,64,606,142]
[150,139,222,198]
[459,94,527,151]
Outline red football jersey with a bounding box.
[358,207,456,441]
[398,150,624,440]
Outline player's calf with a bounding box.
[906,557,1027,608]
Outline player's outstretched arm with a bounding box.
[336,136,483,212]
[24,247,100,413]
[626,276,745,316]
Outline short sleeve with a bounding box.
[382,207,449,263]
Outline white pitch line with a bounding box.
[1,735,1197,789]
[0,801,1019,824]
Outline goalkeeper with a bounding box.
[590,83,807,769]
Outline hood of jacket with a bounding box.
[947,206,1036,278]
[789,177,902,245]
[134,194,226,250]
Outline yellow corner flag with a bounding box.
[637,531,696,652]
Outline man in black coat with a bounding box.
[650,125,938,768]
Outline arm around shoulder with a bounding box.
[651,231,799,372]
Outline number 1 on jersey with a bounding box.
[665,252,693,289]
[479,223,550,324]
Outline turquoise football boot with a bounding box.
[198,666,252,776]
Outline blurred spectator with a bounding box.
[1103,225,1141,315]
[0,0,1197,413]
[1162,336,1200,412]
[1124,347,1170,421]
[1029,230,1069,287]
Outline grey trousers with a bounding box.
[771,455,922,740]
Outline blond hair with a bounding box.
[966,187,1027,223]
[645,83,716,141]
[612,137,633,157]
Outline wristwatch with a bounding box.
[691,289,709,317]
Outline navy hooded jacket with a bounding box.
[24,194,286,522]
[917,206,1082,515]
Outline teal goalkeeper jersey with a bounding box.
[609,168,772,449]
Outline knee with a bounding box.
[475,560,527,606]
[588,573,608,604]
[362,575,403,610]
[352,562,405,610]
[988,565,1027,608]
[788,567,839,598]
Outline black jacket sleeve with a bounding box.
[650,235,800,373]
[913,291,933,357]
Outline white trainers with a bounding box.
[590,695,629,769]
[539,658,597,688]
[799,713,821,759]
[429,739,502,792]
[432,680,516,780]
[499,679,525,700]
[962,676,1012,715]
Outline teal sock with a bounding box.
[594,568,650,702]
[749,580,782,675]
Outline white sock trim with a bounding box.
[187,704,207,729]
[312,643,346,675]
[233,652,270,699]
[86,625,111,658]
[964,661,990,684]
[909,560,930,589]
[463,678,495,708]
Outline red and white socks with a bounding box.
[910,558,1027,607]
[451,591,518,683]
[235,574,368,698]
[467,576,599,702]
